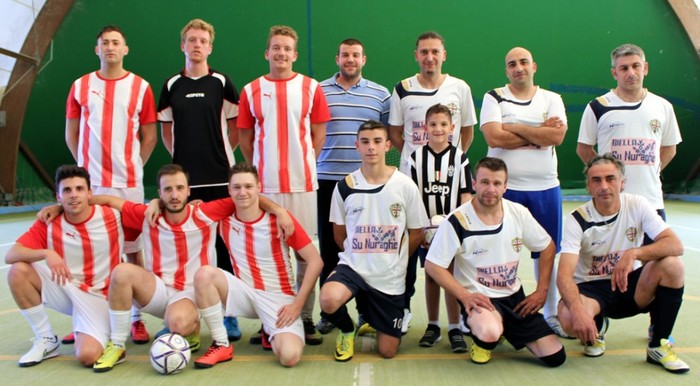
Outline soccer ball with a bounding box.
[150,333,191,375]
[424,215,447,244]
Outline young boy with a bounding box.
[320,120,428,362]
[407,104,473,352]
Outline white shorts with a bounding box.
[222,270,304,342]
[137,274,196,319]
[34,262,110,347]
[92,185,144,254]
[263,191,318,239]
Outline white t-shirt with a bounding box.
[561,193,668,284]
[578,91,682,209]
[330,168,428,295]
[480,86,566,191]
[426,199,551,298]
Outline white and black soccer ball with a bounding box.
[150,333,191,375]
[424,215,447,244]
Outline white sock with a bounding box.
[200,303,228,347]
[110,309,131,348]
[428,320,440,327]
[130,306,142,323]
[534,256,560,319]
[20,304,54,339]
[448,323,460,331]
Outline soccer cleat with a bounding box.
[93,341,125,372]
[185,332,201,353]
[61,332,75,344]
[401,309,412,335]
[194,342,233,369]
[584,317,608,358]
[130,320,150,344]
[648,324,675,346]
[356,322,376,336]
[223,316,242,342]
[315,318,336,335]
[18,335,60,367]
[303,315,323,345]
[154,324,170,339]
[249,326,263,345]
[261,330,272,351]
[334,327,356,362]
[448,329,468,353]
[469,339,491,364]
[419,325,442,347]
[646,339,690,374]
[546,315,574,339]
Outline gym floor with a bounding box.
[0,200,698,385]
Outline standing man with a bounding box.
[6,166,125,368]
[65,25,156,345]
[388,31,477,331]
[479,47,569,337]
[557,154,688,373]
[425,157,565,367]
[158,19,242,340]
[238,25,331,344]
[314,38,391,334]
[320,120,428,362]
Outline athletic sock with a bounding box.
[200,303,229,347]
[649,285,684,347]
[448,323,460,331]
[429,320,440,327]
[594,314,605,333]
[130,306,142,323]
[20,304,54,339]
[109,309,132,348]
[534,257,559,319]
[322,305,354,333]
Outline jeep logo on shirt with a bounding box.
[424,183,450,196]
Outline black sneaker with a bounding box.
[419,325,442,347]
[303,315,323,345]
[249,326,262,345]
[449,329,467,353]
[315,318,336,335]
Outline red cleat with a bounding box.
[194,343,234,369]
[130,320,150,344]
[61,332,75,344]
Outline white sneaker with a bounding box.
[401,309,412,335]
[646,339,690,373]
[459,319,471,335]
[19,335,60,367]
[583,317,608,358]
[546,315,574,339]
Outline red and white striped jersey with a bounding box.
[16,205,125,298]
[66,71,157,188]
[219,210,312,295]
[237,73,330,193]
[120,199,235,291]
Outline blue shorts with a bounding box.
[504,186,562,257]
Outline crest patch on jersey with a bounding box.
[626,227,638,242]
[511,237,523,253]
[390,203,402,219]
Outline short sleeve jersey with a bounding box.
[578,91,682,209]
[426,199,551,298]
[330,168,428,295]
[561,193,668,284]
[66,71,157,188]
[479,86,567,191]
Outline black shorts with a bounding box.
[461,287,554,350]
[577,266,650,319]
[326,264,404,338]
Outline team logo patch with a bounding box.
[649,119,661,134]
[447,165,455,177]
[390,203,402,219]
[626,227,638,242]
[446,102,459,116]
[511,237,523,253]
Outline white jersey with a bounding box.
[330,168,428,295]
[578,91,682,209]
[388,75,477,172]
[17,205,125,298]
[561,193,668,284]
[480,86,566,191]
[219,211,312,295]
[426,199,551,298]
[121,199,235,291]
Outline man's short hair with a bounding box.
[55,165,91,191]
[156,164,189,188]
[181,18,215,45]
[474,157,508,178]
[357,120,388,138]
[339,38,364,54]
[584,153,626,177]
[96,25,126,42]
[228,162,259,182]
[267,25,298,49]
[416,31,445,48]
[611,43,645,67]
[425,103,452,122]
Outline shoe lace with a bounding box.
[204,344,223,356]
[133,321,147,335]
[451,334,465,344]
[339,333,351,352]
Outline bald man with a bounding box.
[479,47,570,338]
